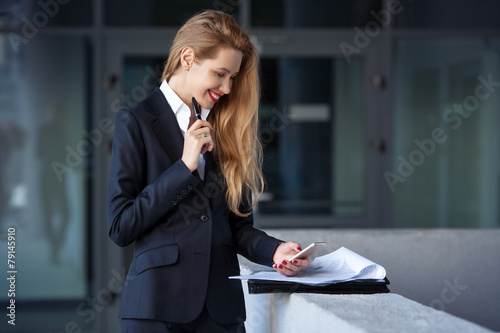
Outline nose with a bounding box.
[219,77,232,95]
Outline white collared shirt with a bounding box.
[160,80,210,180]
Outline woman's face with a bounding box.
[189,47,242,109]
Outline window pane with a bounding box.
[252,0,381,28]
[391,37,500,227]
[0,35,89,304]
[395,0,500,29]
[123,56,164,99]
[0,0,92,28]
[105,0,239,26]
[258,58,365,216]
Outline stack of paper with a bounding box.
[230,247,386,286]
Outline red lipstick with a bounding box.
[208,89,222,103]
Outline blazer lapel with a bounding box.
[146,88,203,180]
[146,88,184,163]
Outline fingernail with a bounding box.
[282,260,287,265]
[292,260,298,265]
[297,247,302,251]
[278,264,283,269]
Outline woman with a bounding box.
[107,10,309,332]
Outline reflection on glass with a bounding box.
[391,38,500,228]
[258,58,365,216]
[0,122,26,221]
[0,36,88,302]
[37,106,70,264]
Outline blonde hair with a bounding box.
[162,10,263,217]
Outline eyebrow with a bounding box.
[216,67,239,76]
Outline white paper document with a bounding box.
[230,247,386,286]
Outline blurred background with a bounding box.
[0,0,499,332]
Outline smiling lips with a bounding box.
[209,89,223,103]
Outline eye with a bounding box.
[215,72,225,78]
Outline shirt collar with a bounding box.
[159,80,211,134]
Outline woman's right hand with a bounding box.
[181,120,214,172]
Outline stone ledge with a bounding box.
[243,285,493,333]
[239,257,493,333]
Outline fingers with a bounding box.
[187,121,214,152]
[292,258,310,267]
[187,119,213,131]
[273,258,308,277]
[199,134,213,154]
[181,121,214,172]
[186,130,212,146]
[272,241,310,277]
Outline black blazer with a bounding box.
[107,88,281,324]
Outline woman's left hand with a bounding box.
[272,242,310,277]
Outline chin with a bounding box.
[203,99,217,109]
[198,102,211,110]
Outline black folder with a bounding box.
[247,277,390,295]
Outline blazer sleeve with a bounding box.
[229,195,282,267]
[107,109,201,247]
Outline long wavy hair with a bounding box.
[161,10,263,217]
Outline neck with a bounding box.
[167,74,194,114]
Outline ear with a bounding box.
[180,47,195,69]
